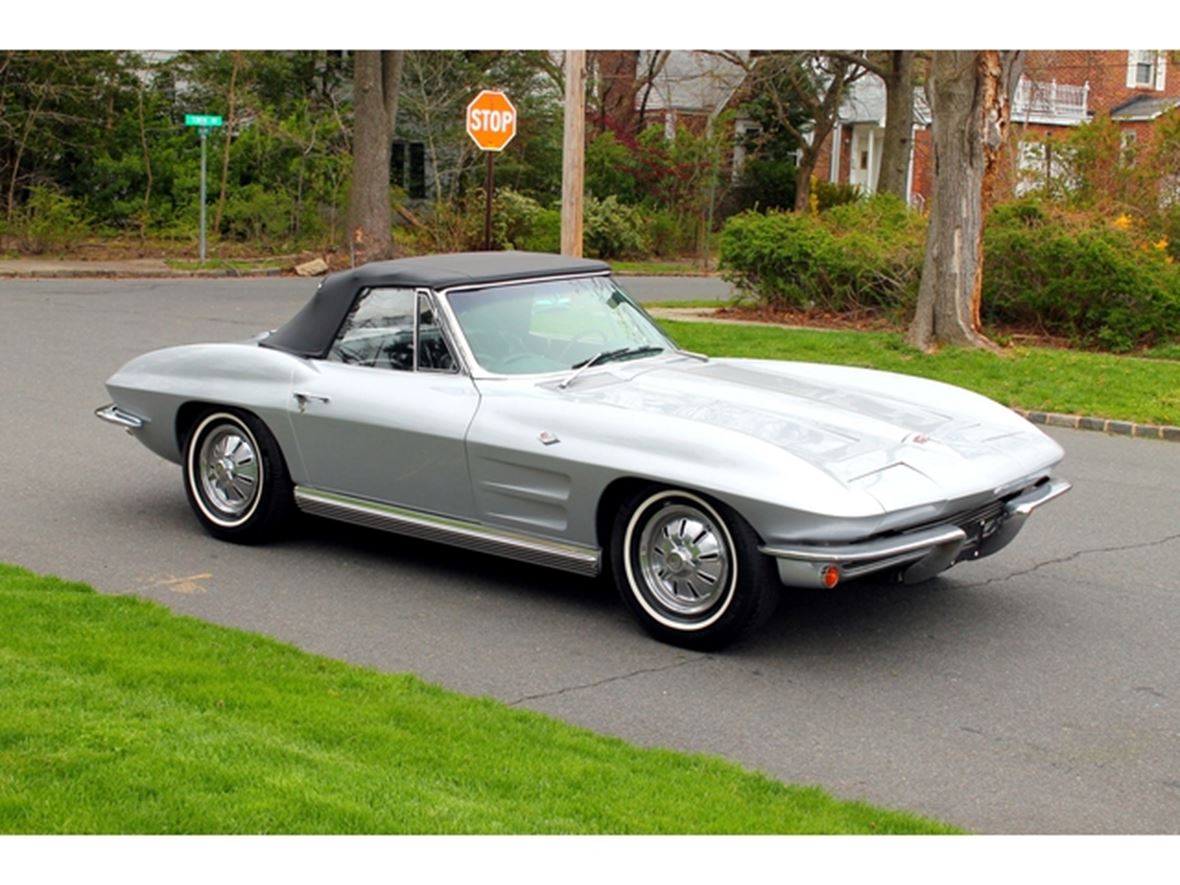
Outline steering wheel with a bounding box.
[557,329,609,361]
[499,353,546,370]
[468,328,529,369]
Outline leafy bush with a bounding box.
[983,199,1180,351]
[583,194,648,259]
[643,208,698,257]
[812,179,862,212]
[219,183,296,243]
[486,187,548,251]
[15,185,91,253]
[718,195,924,313]
[729,156,797,213]
[586,130,642,204]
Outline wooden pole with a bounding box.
[561,50,586,257]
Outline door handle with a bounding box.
[293,392,331,412]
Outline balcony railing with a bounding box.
[1013,76,1089,125]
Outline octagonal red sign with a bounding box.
[466,89,517,152]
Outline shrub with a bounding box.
[586,130,642,204]
[15,185,91,253]
[729,156,797,213]
[486,187,547,251]
[644,207,698,257]
[812,179,862,212]
[718,195,924,314]
[583,194,648,259]
[983,199,1180,351]
[396,188,561,255]
[219,183,295,244]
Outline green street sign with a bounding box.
[184,114,223,128]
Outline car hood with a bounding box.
[556,356,1063,511]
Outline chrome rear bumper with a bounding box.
[760,479,1072,589]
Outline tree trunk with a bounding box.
[213,50,241,238]
[793,131,827,213]
[347,50,402,263]
[137,80,152,241]
[791,55,858,212]
[595,50,638,135]
[907,50,1023,351]
[876,51,915,201]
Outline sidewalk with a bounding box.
[0,257,285,278]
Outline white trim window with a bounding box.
[1127,50,1167,90]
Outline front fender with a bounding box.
[466,379,886,548]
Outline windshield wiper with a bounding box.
[559,346,665,390]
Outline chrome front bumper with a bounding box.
[95,403,147,431]
[760,479,1072,589]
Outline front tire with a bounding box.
[182,409,293,543]
[610,487,779,649]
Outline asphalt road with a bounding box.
[3,277,1178,834]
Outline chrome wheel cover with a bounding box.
[196,422,260,520]
[636,501,732,620]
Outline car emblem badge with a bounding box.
[538,431,560,446]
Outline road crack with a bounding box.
[507,655,712,706]
[964,531,1180,589]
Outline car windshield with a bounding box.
[444,275,676,376]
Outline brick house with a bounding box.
[811,51,1180,206]
[810,75,933,208]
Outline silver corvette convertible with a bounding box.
[97,252,1070,648]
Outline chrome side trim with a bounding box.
[293,486,601,577]
[95,403,146,430]
[437,269,612,296]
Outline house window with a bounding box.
[1128,51,1166,90]
[1135,51,1155,85]
[731,120,762,180]
[391,140,427,199]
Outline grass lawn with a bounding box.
[164,257,289,273]
[660,319,1180,428]
[0,564,957,835]
[612,259,715,276]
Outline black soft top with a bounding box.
[260,251,610,358]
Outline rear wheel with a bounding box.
[610,487,779,649]
[182,409,293,543]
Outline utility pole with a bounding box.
[561,50,586,257]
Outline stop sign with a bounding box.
[466,89,517,152]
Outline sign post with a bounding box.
[465,90,517,250]
[184,114,224,262]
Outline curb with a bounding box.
[0,267,286,279]
[1011,408,1180,443]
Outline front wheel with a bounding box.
[182,409,293,543]
[610,487,779,649]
